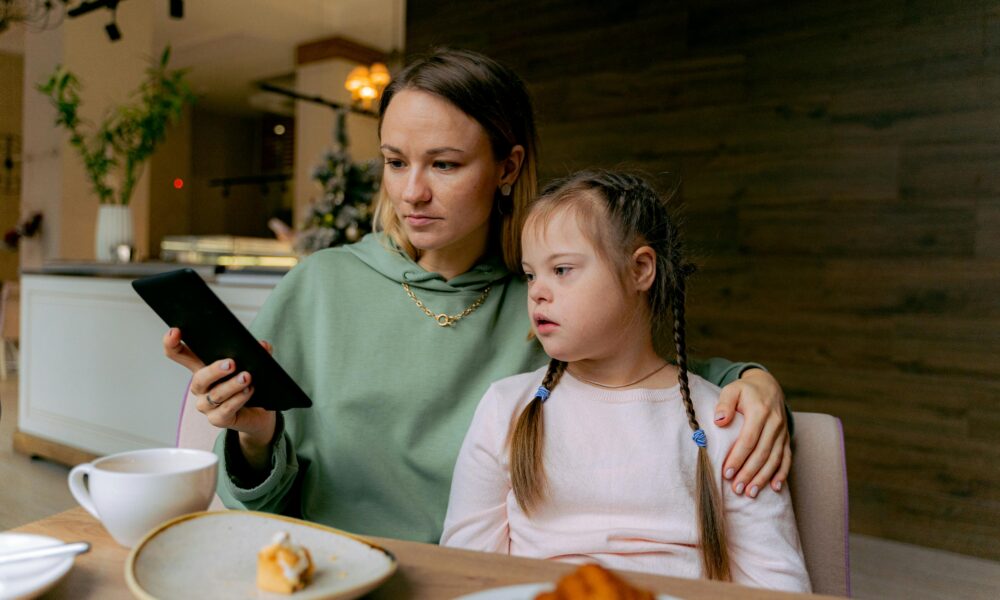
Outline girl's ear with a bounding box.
[631,245,657,292]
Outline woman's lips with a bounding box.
[405,215,439,227]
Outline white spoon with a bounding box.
[0,541,90,566]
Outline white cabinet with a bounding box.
[17,274,276,457]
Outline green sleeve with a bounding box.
[213,412,302,513]
[688,357,766,387]
[211,255,313,514]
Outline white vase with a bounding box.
[95,204,134,262]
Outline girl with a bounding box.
[441,171,810,592]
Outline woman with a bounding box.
[163,49,790,543]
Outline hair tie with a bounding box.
[535,386,551,402]
[692,428,707,448]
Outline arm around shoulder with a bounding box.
[688,357,767,387]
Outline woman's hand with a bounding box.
[713,368,790,497]
[163,328,277,469]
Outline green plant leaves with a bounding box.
[37,46,197,206]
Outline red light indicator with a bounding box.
[173,178,184,189]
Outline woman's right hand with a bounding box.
[163,328,277,467]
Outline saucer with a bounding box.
[126,511,397,599]
[0,533,77,600]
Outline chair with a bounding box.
[788,411,850,597]
[0,280,19,380]
[176,382,226,510]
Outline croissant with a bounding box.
[257,531,316,594]
[535,563,655,600]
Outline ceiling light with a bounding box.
[345,62,390,110]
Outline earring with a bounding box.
[495,196,510,216]
[500,183,512,197]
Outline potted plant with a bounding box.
[38,47,196,261]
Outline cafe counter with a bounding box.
[15,263,286,465]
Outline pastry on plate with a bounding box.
[257,531,315,594]
[535,563,655,600]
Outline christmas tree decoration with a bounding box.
[295,111,381,254]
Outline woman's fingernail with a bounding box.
[220,360,231,371]
[725,468,735,479]
[735,482,745,494]
[749,485,759,498]
[714,412,725,421]
[245,386,253,395]
[775,481,783,491]
[239,373,248,384]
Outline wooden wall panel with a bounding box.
[407,0,1000,560]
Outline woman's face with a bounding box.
[380,89,504,262]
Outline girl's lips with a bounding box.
[535,318,558,335]
[405,215,439,227]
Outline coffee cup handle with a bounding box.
[68,463,100,520]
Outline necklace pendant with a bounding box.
[435,314,453,327]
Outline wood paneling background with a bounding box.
[0,52,24,282]
[407,0,1000,560]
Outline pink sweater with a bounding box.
[441,367,811,593]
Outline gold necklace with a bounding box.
[569,361,671,389]
[402,282,492,327]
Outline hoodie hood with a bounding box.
[344,233,510,292]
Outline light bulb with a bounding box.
[345,66,369,92]
[369,63,390,87]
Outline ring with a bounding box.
[206,394,222,408]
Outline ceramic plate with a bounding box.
[126,511,396,600]
[0,533,77,600]
[456,582,681,600]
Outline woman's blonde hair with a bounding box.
[509,170,731,581]
[374,49,538,271]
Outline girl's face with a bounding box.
[379,89,505,262]
[521,207,645,362]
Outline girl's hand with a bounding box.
[163,328,277,468]
[713,368,790,497]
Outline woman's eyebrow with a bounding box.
[379,144,466,156]
[425,146,466,156]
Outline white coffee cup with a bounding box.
[68,448,218,547]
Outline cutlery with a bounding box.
[0,541,90,566]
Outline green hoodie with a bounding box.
[215,234,755,543]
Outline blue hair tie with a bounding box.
[535,386,551,402]
[692,428,707,448]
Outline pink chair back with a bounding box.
[789,411,850,597]
[176,381,225,510]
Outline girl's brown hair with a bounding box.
[374,48,539,271]
[509,170,731,581]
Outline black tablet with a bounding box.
[132,268,312,411]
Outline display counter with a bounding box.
[15,264,285,464]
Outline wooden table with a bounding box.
[12,508,835,599]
